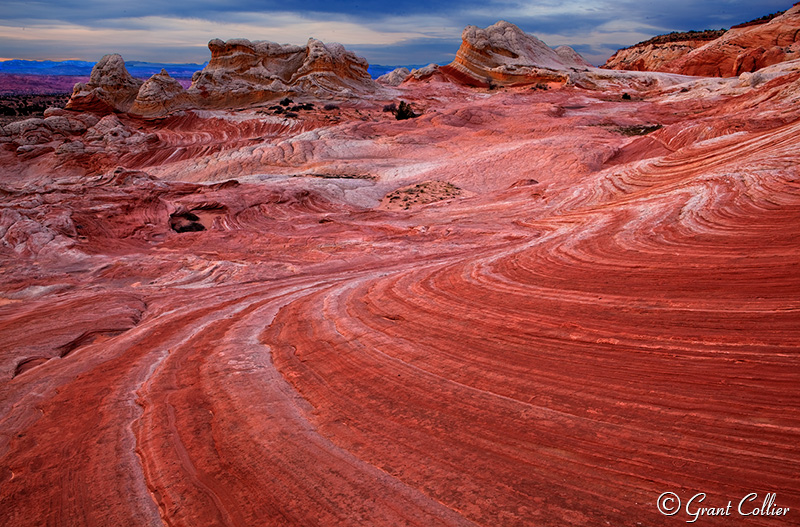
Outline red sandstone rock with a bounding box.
[603,40,710,72]
[668,4,800,76]
[605,4,800,76]
[403,63,448,83]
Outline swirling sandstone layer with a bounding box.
[603,40,711,72]
[1,51,800,527]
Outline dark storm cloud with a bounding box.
[497,0,791,37]
[0,1,795,65]
[1,0,499,24]
[6,0,785,28]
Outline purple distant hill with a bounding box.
[0,60,205,95]
[3,60,422,80]
[0,73,90,95]
[0,59,206,79]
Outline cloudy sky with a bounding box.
[0,1,793,66]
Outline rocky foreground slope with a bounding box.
[1,19,800,527]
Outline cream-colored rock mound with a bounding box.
[66,37,381,117]
[440,21,590,87]
[66,54,143,113]
[377,67,410,86]
[130,69,194,117]
[189,37,380,107]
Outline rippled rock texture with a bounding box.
[2,31,800,527]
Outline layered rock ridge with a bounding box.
[668,3,800,76]
[602,31,724,72]
[67,37,379,117]
[603,3,800,76]
[3,70,800,525]
[190,37,378,109]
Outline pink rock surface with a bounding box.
[1,29,800,527]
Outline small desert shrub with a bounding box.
[614,124,662,136]
[383,101,418,120]
[323,103,339,111]
[394,101,418,120]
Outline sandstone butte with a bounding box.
[604,3,800,76]
[66,37,377,117]
[1,14,800,527]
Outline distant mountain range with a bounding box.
[367,64,428,78]
[0,60,425,80]
[0,60,206,79]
